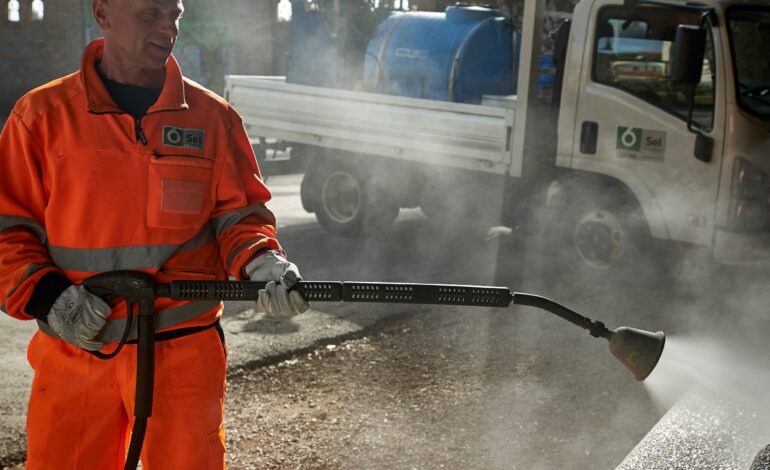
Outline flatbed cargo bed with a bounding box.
[224,75,517,175]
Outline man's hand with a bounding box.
[47,285,111,351]
[245,250,310,315]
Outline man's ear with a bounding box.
[92,0,110,30]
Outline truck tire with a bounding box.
[544,183,652,277]
[311,158,399,237]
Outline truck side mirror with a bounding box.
[670,25,706,85]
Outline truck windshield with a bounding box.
[728,7,770,119]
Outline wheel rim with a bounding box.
[573,210,624,270]
[321,172,361,224]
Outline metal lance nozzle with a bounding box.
[512,293,665,381]
[608,327,665,381]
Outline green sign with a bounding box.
[617,127,642,152]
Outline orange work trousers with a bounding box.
[25,325,227,470]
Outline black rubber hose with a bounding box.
[124,299,156,470]
[123,419,147,470]
[512,293,612,338]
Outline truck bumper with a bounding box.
[713,229,770,265]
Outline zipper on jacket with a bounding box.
[134,117,148,145]
[158,267,218,276]
[152,151,211,161]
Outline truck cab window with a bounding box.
[728,7,770,119]
[593,7,715,130]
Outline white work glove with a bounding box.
[245,250,309,315]
[47,285,111,351]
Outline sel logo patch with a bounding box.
[617,127,642,152]
[162,126,205,150]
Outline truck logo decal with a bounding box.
[162,126,205,150]
[616,127,666,162]
[617,127,641,151]
[395,48,429,60]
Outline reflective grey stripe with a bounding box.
[7,263,50,298]
[0,216,47,244]
[48,244,180,272]
[227,240,259,272]
[173,223,214,255]
[211,204,275,239]
[36,300,220,344]
[49,226,216,272]
[96,300,219,343]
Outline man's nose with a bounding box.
[158,17,179,39]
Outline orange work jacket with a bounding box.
[0,39,281,344]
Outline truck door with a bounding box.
[570,1,724,246]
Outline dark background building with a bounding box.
[0,0,281,116]
[1,0,577,117]
[0,0,85,116]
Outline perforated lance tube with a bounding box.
[157,280,514,308]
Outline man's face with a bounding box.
[96,0,184,72]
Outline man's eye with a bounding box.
[142,9,160,20]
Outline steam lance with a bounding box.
[82,271,665,470]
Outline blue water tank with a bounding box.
[287,1,338,88]
[363,6,518,103]
[287,0,382,89]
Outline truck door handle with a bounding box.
[580,121,598,155]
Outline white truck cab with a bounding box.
[552,0,770,267]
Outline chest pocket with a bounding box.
[147,153,215,230]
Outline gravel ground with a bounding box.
[223,303,658,470]
[225,323,487,470]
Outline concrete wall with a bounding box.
[0,0,85,115]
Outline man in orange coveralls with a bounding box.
[0,0,309,468]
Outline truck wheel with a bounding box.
[545,186,651,276]
[312,159,399,237]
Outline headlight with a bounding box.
[730,157,770,231]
